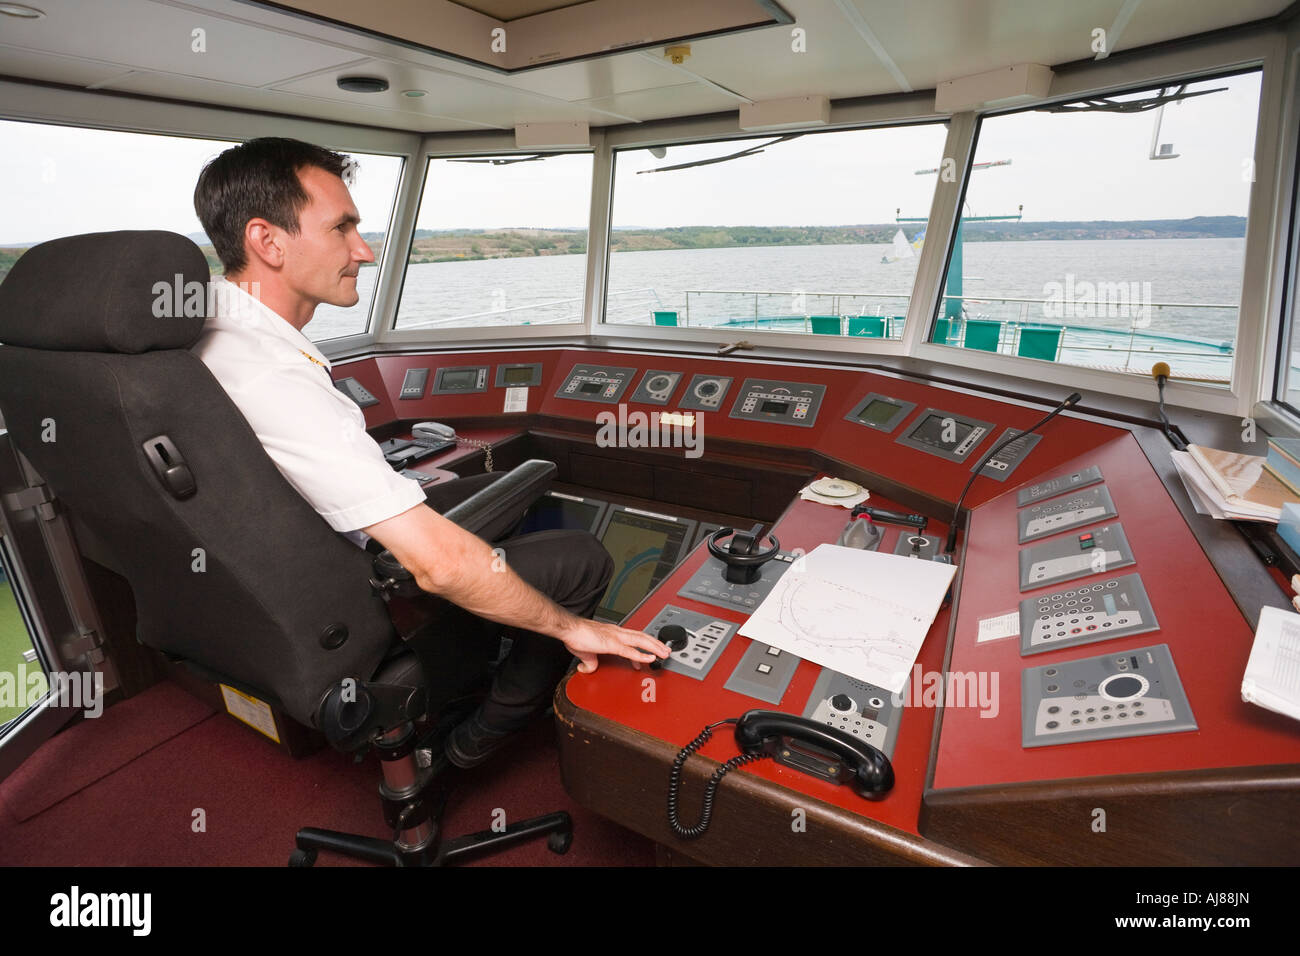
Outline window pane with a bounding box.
[0,121,401,342]
[395,154,592,330]
[934,71,1260,385]
[606,124,948,337]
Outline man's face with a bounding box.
[280,164,374,309]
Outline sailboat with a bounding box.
[881,227,915,263]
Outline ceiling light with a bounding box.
[337,76,389,94]
[401,90,426,98]
[0,4,45,18]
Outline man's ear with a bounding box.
[243,217,285,269]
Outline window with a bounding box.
[932,70,1262,385]
[0,120,402,342]
[394,153,593,330]
[605,124,949,338]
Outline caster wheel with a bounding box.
[547,829,573,855]
[289,848,318,867]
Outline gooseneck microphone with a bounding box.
[943,392,1083,557]
[1152,362,1188,451]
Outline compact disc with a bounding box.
[810,477,861,498]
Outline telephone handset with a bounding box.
[411,421,493,472]
[667,710,895,839]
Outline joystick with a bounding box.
[652,624,690,669]
[707,524,781,585]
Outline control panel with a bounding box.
[1019,573,1159,655]
[398,368,429,400]
[723,641,800,705]
[333,377,380,408]
[494,363,543,388]
[801,668,903,759]
[971,428,1042,481]
[1018,484,1118,543]
[678,549,796,612]
[432,366,489,394]
[729,378,827,428]
[629,370,681,405]
[678,374,733,412]
[556,364,637,404]
[1018,523,1135,591]
[1017,466,1105,506]
[644,605,738,680]
[844,392,917,434]
[895,407,995,463]
[1021,643,1196,747]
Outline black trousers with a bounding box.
[411,473,613,729]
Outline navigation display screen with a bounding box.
[504,366,535,384]
[518,495,604,535]
[441,368,479,388]
[857,399,900,426]
[910,413,975,448]
[595,509,695,623]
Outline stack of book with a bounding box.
[1169,443,1299,522]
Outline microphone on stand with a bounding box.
[943,392,1083,558]
[1151,362,1187,451]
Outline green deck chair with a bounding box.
[931,317,951,344]
[847,316,886,337]
[809,315,841,335]
[1017,327,1062,361]
[963,318,1002,352]
[653,310,678,327]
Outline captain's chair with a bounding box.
[0,231,571,866]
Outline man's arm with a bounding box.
[363,504,669,673]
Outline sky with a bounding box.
[0,71,1261,246]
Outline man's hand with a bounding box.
[557,619,671,674]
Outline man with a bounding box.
[191,137,667,768]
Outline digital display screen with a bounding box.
[596,510,692,622]
[760,400,789,415]
[911,413,974,447]
[518,495,603,535]
[857,399,900,426]
[504,366,534,384]
[442,368,479,388]
[579,381,604,394]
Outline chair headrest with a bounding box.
[0,231,209,353]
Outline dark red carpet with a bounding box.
[0,681,654,867]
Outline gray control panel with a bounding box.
[644,604,738,681]
[1018,484,1118,543]
[333,377,380,408]
[494,363,542,388]
[971,428,1042,481]
[729,379,827,428]
[677,550,795,612]
[1020,573,1159,655]
[1017,466,1104,507]
[723,641,800,705]
[1019,523,1135,591]
[555,364,637,403]
[432,366,489,394]
[844,392,917,434]
[629,370,681,405]
[1021,643,1196,747]
[892,532,946,561]
[678,374,733,411]
[399,368,429,400]
[895,407,996,463]
[801,669,903,759]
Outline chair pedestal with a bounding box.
[289,722,572,867]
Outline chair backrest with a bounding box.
[847,316,886,337]
[809,315,841,335]
[0,232,396,728]
[963,318,1002,352]
[932,317,951,344]
[653,310,678,327]
[1017,327,1062,361]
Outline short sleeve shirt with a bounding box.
[192,278,425,540]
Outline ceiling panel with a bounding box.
[572,82,744,122]
[0,44,135,89]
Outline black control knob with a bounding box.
[830,694,855,713]
[651,625,689,669]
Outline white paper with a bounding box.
[503,386,528,413]
[977,611,1020,643]
[1170,451,1275,522]
[737,543,956,694]
[1241,605,1300,723]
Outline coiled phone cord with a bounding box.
[667,718,771,840]
[455,437,493,472]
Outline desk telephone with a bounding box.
[382,422,494,472]
[667,704,895,839]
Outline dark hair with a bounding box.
[193,138,357,273]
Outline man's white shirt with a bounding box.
[193,277,425,543]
